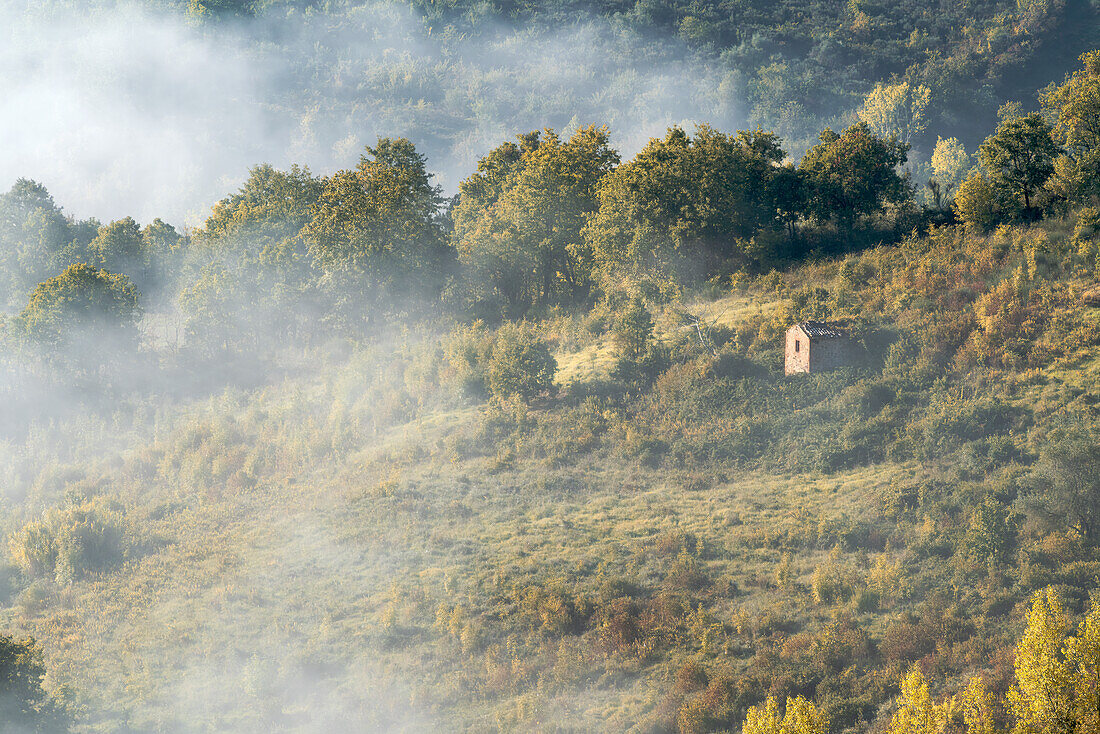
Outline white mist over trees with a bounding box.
[0,0,743,223]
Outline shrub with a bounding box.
[811,560,856,605]
[1021,427,1100,544]
[853,588,880,613]
[666,550,710,592]
[8,497,130,584]
[596,597,643,653]
[868,554,909,604]
[955,170,1003,232]
[1074,206,1100,242]
[612,295,654,360]
[963,496,1019,565]
[487,323,557,404]
[440,322,495,399]
[677,674,739,734]
[516,579,588,636]
[7,521,56,580]
[880,618,937,665]
[776,552,793,589]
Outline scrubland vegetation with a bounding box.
[7,2,1100,734]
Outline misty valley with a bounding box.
[6,0,1100,733]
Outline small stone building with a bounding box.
[784,321,851,375]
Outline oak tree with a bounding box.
[978,113,1058,215]
[799,122,910,230]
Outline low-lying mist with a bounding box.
[0,0,741,224]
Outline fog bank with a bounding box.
[0,0,742,224]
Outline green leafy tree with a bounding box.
[1024,428,1100,543]
[303,139,448,325]
[1040,51,1100,204]
[19,264,141,373]
[142,218,181,254]
[978,113,1059,215]
[771,163,808,244]
[452,133,537,211]
[612,295,654,360]
[583,170,665,287]
[584,125,787,285]
[454,127,618,316]
[198,163,325,339]
[0,179,94,308]
[188,0,253,21]
[449,135,538,317]
[799,122,911,230]
[177,261,249,357]
[201,164,322,259]
[955,170,1006,232]
[0,635,71,732]
[88,217,146,285]
[141,218,184,298]
[621,125,785,246]
[199,163,321,291]
[964,496,1018,565]
[487,323,557,404]
[0,180,69,283]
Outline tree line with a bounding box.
[2,50,1100,386]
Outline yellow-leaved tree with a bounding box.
[954,170,1004,232]
[742,696,826,734]
[1008,588,1075,734]
[889,666,946,734]
[857,81,932,145]
[931,137,971,199]
[780,696,827,734]
[1066,599,1100,730]
[876,589,1100,734]
[949,676,998,734]
[742,696,783,734]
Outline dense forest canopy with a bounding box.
[7,1,1100,733]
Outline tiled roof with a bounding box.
[796,320,847,339]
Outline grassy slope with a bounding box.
[5,217,1100,732]
[8,418,910,731]
[0,320,904,731]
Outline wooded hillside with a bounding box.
[5,3,1100,733]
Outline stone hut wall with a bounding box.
[810,337,851,372]
[785,326,811,374]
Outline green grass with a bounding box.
[692,292,781,331]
